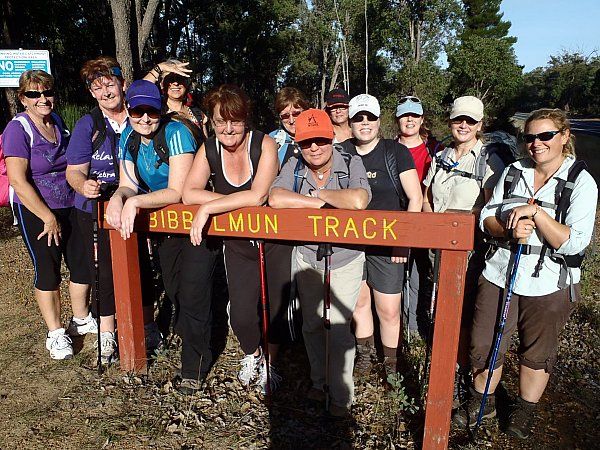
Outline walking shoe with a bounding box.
[354,342,376,376]
[96,331,118,364]
[453,368,472,408]
[257,360,282,394]
[46,328,74,360]
[452,386,496,429]
[238,352,261,387]
[144,322,164,355]
[306,387,326,404]
[66,313,98,336]
[505,396,537,440]
[177,378,204,395]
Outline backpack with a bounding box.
[486,159,589,300]
[123,119,171,193]
[0,113,68,207]
[89,107,120,183]
[293,143,352,193]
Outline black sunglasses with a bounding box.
[523,130,561,144]
[450,116,479,126]
[299,138,332,149]
[23,89,55,99]
[350,112,378,123]
[128,106,161,119]
[398,95,421,104]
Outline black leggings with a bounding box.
[224,240,293,355]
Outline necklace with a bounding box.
[315,167,331,180]
[29,114,57,144]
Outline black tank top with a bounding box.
[205,130,264,195]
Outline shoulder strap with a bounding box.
[473,146,489,186]
[383,140,402,198]
[90,107,107,155]
[333,143,351,189]
[249,130,264,181]
[293,156,305,193]
[503,165,522,200]
[13,116,34,148]
[556,160,587,224]
[152,120,171,168]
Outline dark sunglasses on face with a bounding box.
[128,106,161,119]
[350,112,378,123]
[523,130,561,144]
[280,110,302,121]
[398,95,421,104]
[299,138,332,150]
[326,105,348,111]
[23,89,55,99]
[450,116,479,126]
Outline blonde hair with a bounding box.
[525,108,575,157]
[17,70,54,98]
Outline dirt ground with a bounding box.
[0,205,598,450]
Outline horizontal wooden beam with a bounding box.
[100,204,475,251]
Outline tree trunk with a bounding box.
[329,53,341,92]
[138,0,160,61]
[320,45,329,108]
[110,0,135,83]
[364,0,368,94]
[1,0,21,125]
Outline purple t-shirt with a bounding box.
[66,113,123,213]
[3,112,74,209]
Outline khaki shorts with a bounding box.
[469,277,577,374]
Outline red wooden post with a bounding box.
[423,249,469,449]
[109,230,147,373]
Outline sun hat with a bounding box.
[395,96,424,117]
[295,108,334,142]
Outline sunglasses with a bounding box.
[23,89,55,99]
[350,112,378,123]
[450,116,479,126]
[398,95,421,104]
[299,138,332,150]
[523,130,561,144]
[326,105,348,111]
[128,106,161,119]
[280,110,303,121]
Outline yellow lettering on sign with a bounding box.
[159,210,165,229]
[325,216,340,237]
[343,217,359,239]
[383,219,397,240]
[363,218,376,239]
[149,211,158,229]
[182,211,193,231]
[248,214,260,233]
[213,216,225,232]
[230,213,244,232]
[308,215,323,236]
[167,211,179,229]
[265,214,278,234]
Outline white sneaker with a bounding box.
[66,312,98,336]
[238,353,261,386]
[46,328,74,360]
[257,359,282,394]
[96,331,118,364]
[144,322,163,355]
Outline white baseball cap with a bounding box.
[349,94,380,119]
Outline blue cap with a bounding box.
[395,96,423,117]
[126,79,162,110]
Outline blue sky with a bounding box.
[501,0,599,72]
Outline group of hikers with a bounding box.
[1,55,597,439]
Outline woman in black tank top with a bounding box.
[183,84,291,395]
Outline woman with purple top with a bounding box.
[4,70,91,360]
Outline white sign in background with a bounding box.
[0,50,51,88]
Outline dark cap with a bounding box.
[325,88,350,107]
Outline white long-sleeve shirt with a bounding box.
[479,155,597,296]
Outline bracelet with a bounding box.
[153,64,162,75]
[531,204,541,219]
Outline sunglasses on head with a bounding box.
[398,95,421,105]
[523,130,561,144]
[350,112,378,123]
[299,138,332,150]
[280,110,302,121]
[450,116,479,126]
[23,89,55,99]
[128,106,161,119]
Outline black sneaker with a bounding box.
[354,343,376,376]
[453,386,496,429]
[505,397,536,439]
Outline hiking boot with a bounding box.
[66,313,98,336]
[96,331,118,364]
[177,378,204,395]
[453,386,496,429]
[306,387,326,404]
[238,352,261,387]
[505,396,537,440]
[383,356,399,378]
[46,328,74,360]
[354,342,376,376]
[257,360,282,395]
[328,403,352,419]
[453,369,472,408]
[144,322,163,355]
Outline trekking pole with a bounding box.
[422,249,441,393]
[257,240,271,399]
[402,250,411,344]
[317,243,334,412]
[473,241,525,436]
[92,197,102,375]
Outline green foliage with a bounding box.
[56,104,89,131]
[461,0,515,44]
[386,373,419,415]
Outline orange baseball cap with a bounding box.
[294,108,334,143]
